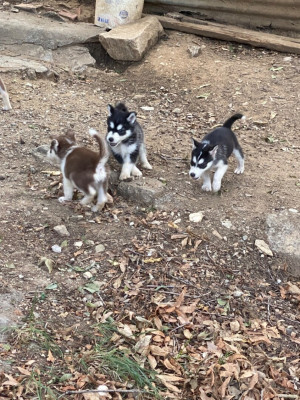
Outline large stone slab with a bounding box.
[0,55,49,73]
[0,10,102,72]
[0,11,103,50]
[266,209,300,276]
[99,15,164,61]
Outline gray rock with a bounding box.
[53,225,70,237]
[0,11,103,50]
[99,15,164,61]
[0,290,23,343]
[0,55,49,73]
[95,244,105,253]
[188,45,201,57]
[52,45,96,71]
[117,176,165,206]
[267,210,300,276]
[32,144,49,161]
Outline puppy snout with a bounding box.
[190,172,195,178]
[108,137,114,142]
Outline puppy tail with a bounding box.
[223,113,245,129]
[89,128,109,165]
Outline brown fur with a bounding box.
[48,130,112,211]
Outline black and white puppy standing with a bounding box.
[106,103,152,180]
[189,114,245,192]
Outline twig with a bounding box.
[58,388,146,399]
[166,272,201,290]
[267,297,271,322]
[277,395,299,399]
[170,322,190,332]
[141,288,210,298]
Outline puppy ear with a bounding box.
[66,129,76,142]
[191,138,200,149]
[108,104,114,116]
[50,139,59,152]
[209,145,218,159]
[127,112,136,125]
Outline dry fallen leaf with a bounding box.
[47,350,55,363]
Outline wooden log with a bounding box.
[153,15,300,54]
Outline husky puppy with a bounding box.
[189,114,245,192]
[0,77,12,111]
[106,102,152,180]
[48,129,113,211]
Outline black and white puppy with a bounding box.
[189,114,245,192]
[0,77,12,111]
[106,103,152,180]
[48,129,113,211]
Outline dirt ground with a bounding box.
[0,11,300,400]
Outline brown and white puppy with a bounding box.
[48,129,113,212]
[0,77,12,111]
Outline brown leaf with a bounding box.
[219,376,231,397]
[3,374,20,386]
[47,350,55,363]
[147,354,157,369]
[163,358,182,375]
[16,367,31,376]
[153,316,163,330]
[150,345,169,357]
[174,287,187,308]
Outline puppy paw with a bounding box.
[212,180,222,192]
[142,162,152,170]
[201,183,212,192]
[132,166,142,177]
[119,172,131,180]
[234,166,244,174]
[92,203,104,212]
[58,196,68,203]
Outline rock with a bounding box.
[212,230,223,240]
[52,45,96,71]
[172,108,181,114]
[95,244,105,253]
[255,239,273,256]
[189,211,204,223]
[52,244,62,253]
[221,219,233,229]
[267,210,300,276]
[83,271,93,279]
[188,45,201,57]
[233,290,243,298]
[140,106,154,111]
[32,144,50,162]
[0,11,103,50]
[112,173,165,207]
[0,55,49,74]
[98,15,164,61]
[0,290,23,343]
[0,10,104,72]
[53,225,70,237]
[230,320,240,332]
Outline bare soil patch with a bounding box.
[0,21,299,400]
